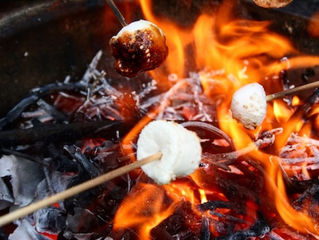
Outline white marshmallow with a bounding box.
[136,120,202,185]
[231,83,267,129]
[114,20,165,39]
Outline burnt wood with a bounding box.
[0,120,124,148]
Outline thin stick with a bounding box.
[0,152,162,227]
[266,81,319,102]
[105,0,127,27]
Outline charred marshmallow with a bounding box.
[136,120,202,185]
[231,83,267,129]
[109,20,168,77]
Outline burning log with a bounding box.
[0,120,122,148]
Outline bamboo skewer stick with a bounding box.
[0,152,162,227]
[266,81,319,102]
[105,0,127,27]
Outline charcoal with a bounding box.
[64,145,100,178]
[34,207,66,234]
[198,201,232,211]
[0,149,45,166]
[172,230,198,240]
[292,183,319,218]
[8,219,51,240]
[0,120,122,147]
[0,228,8,240]
[36,99,68,123]
[46,144,78,173]
[62,232,96,240]
[0,82,87,130]
[65,207,100,234]
[301,68,316,83]
[216,214,270,240]
[250,214,270,237]
[209,211,246,224]
[200,217,210,240]
[0,177,14,210]
[35,171,74,202]
[306,88,319,107]
[0,155,44,206]
[151,227,174,240]
[81,51,103,85]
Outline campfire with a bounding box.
[1,0,319,239]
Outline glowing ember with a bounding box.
[113,183,178,239]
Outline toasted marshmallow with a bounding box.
[253,0,293,8]
[109,20,168,77]
[231,83,267,129]
[136,120,202,185]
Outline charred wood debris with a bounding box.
[0,51,318,240]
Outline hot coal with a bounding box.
[200,217,210,240]
[214,214,270,240]
[64,145,101,178]
[34,207,66,234]
[9,219,51,240]
[198,201,232,212]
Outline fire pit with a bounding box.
[1,0,319,239]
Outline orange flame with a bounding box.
[266,159,317,235]
[115,0,319,237]
[113,183,178,239]
[273,100,294,123]
[292,96,301,107]
[199,189,207,204]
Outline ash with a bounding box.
[0,51,318,240]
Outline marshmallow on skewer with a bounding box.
[136,120,202,185]
[109,20,168,77]
[231,83,267,130]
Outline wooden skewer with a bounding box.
[0,152,162,227]
[105,0,127,27]
[266,81,319,102]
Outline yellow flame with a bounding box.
[199,189,208,204]
[116,0,319,237]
